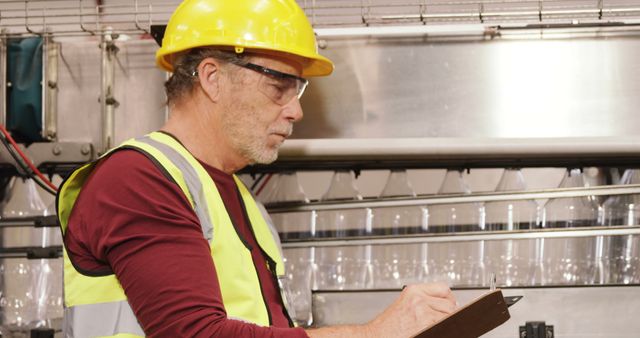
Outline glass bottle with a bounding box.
[603,169,640,284]
[315,170,367,238]
[428,170,486,287]
[544,168,598,228]
[428,170,485,233]
[315,171,371,290]
[266,172,314,240]
[1,178,47,332]
[263,172,316,325]
[543,169,599,285]
[373,170,422,235]
[483,169,539,287]
[484,168,540,231]
[371,170,424,288]
[602,169,640,227]
[282,247,316,327]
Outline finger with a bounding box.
[444,291,457,305]
[423,295,457,314]
[419,282,453,298]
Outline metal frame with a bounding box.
[100,30,118,154]
[0,0,170,37]
[281,226,640,248]
[42,34,59,141]
[298,0,640,26]
[0,1,639,37]
[268,184,640,213]
[250,137,640,172]
[0,141,94,174]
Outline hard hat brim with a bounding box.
[157,45,334,77]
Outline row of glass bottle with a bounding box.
[0,177,63,335]
[270,168,640,326]
[267,168,640,239]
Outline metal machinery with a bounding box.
[1,1,640,337]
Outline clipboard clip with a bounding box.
[490,273,523,308]
[504,295,523,308]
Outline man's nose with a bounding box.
[282,96,304,123]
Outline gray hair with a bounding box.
[164,48,248,104]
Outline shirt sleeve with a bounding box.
[66,149,309,338]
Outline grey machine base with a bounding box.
[312,285,640,338]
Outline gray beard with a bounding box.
[240,141,280,165]
[235,135,278,164]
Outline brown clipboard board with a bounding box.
[411,290,511,338]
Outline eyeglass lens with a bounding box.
[257,72,307,105]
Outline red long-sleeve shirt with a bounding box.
[64,149,308,338]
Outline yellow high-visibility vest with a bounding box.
[57,131,292,337]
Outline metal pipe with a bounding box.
[380,7,640,21]
[277,137,640,161]
[43,35,58,141]
[0,220,45,228]
[133,0,151,34]
[281,226,640,248]
[0,220,34,228]
[268,184,640,213]
[315,24,487,38]
[0,33,6,126]
[6,11,175,21]
[78,0,96,35]
[23,0,45,35]
[100,29,118,154]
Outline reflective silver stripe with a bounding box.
[136,136,215,242]
[139,137,295,323]
[64,300,145,337]
[253,195,296,322]
[65,136,217,338]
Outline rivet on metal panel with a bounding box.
[81,144,91,155]
[52,145,62,156]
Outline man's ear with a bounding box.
[197,57,221,102]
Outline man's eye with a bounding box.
[267,84,284,99]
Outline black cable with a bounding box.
[0,133,57,195]
[250,173,267,192]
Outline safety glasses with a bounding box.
[237,62,309,105]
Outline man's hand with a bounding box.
[306,282,457,338]
[367,282,457,337]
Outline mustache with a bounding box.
[269,124,293,137]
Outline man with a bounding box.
[57,0,457,337]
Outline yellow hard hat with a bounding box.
[156,0,334,77]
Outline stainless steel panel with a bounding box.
[311,286,640,337]
[56,39,166,148]
[296,34,640,139]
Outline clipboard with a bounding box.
[412,290,512,338]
